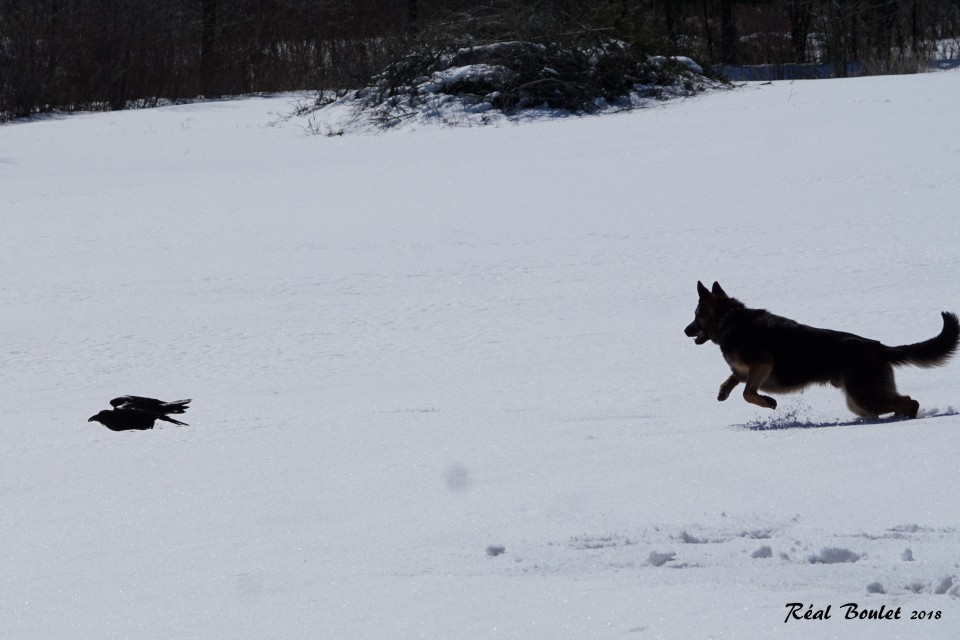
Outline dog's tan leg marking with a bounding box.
[743,359,777,409]
[718,373,740,401]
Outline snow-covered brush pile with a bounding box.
[307,40,725,133]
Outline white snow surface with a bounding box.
[2,71,960,638]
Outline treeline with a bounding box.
[0,0,405,119]
[1,0,959,120]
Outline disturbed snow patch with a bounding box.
[481,515,960,604]
[808,547,861,564]
[647,551,678,567]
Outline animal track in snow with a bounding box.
[807,547,861,564]
[568,534,636,550]
[480,519,960,605]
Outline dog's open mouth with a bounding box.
[684,321,709,345]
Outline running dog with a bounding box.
[684,281,959,418]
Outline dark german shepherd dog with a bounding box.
[685,281,959,418]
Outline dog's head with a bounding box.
[684,281,729,345]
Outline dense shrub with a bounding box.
[330,39,718,130]
[296,34,726,133]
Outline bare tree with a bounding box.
[3,0,960,120]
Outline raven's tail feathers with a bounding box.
[160,399,191,414]
[158,414,189,427]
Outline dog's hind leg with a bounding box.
[845,389,918,418]
[718,373,740,401]
[843,364,920,419]
[895,396,921,419]
[743,358,777,409]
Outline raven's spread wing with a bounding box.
[110,395,161,409]
[110,396,191,414]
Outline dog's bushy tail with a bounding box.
[885,312,960,368]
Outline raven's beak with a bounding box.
[88,415,97,422]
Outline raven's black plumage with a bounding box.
[88,408,188,431]
[110,395,191,414]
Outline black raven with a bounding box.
[88,408,188,431]
[110,395,191,415]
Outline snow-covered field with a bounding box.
[2,71,959,639]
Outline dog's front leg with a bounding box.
[718,373,740,401]
[743,359,777,409]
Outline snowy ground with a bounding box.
[2,71,959,639]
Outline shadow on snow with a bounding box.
[740,406,959,431]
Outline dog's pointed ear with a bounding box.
[697,281,710,300]
[712,281,728,298]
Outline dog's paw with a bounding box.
[765,396,777,409]
[718,378,738,401]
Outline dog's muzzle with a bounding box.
[684,320,709,345]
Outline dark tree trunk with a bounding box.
[200,0,218,96]
[719,0,737,63]
[788,0,811,62]
[408,0,418,29]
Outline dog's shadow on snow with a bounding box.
[740,407,959,431]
